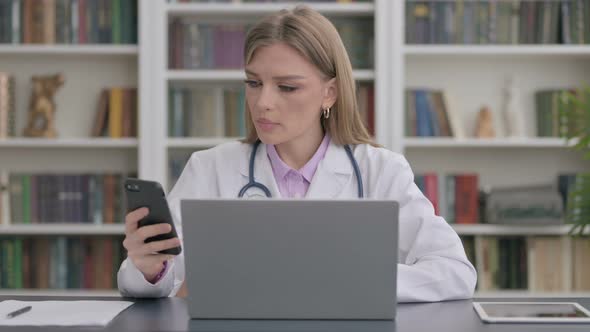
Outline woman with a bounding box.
[118,5,476,302]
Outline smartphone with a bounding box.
[124,178,182,255]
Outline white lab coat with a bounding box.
[117,140,477,302]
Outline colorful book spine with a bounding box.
[108,88,123,138]
[406,0,588,45]
[3,173,128,225]
[0,73,16,138]
[0,0,137,44]
[406,89,458,138]
[0,236,125,290]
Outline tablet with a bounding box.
[473,302,590,324]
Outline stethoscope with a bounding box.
[238,139,364,198]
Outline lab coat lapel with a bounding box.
[306,141,353,199]
[239,143,281,198]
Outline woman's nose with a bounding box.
[255,85,276,110]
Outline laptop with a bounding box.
[180,199,399,320]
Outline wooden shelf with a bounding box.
[167,69,374,82]
[452,224,581,236]
[0,224,125,235]
[0,138,138,148]
[168,137,242,149]
[404,45,590,58]
[166,2,375,17]
[0,44,138,56]
[475,290,590,298]
[403,137,572,148]
[0,289,121,297]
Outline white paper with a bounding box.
[0,300,134,326]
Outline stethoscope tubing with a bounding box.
[238,140,363,198]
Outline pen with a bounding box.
[6,306,32,319]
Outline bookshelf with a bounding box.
[0,289,120,297]
[0,224,125,236]
[167,69,375,82]
[474,290,590,298]
[2,0,589,297]
[157,0,589,297]
[153,0,391,190]
[451,224,589,237]
[149,0,586,298]
[167,137,241,149]
[0,45,138,55]
[404,45,590,57]
[400,0,590,296]
[0,0,141,296]
[165,2,376,16]
[0,138,138,148]
[403,137,576,148]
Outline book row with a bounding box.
[0,172,129,225]
[406,0,589,45]
[0,236,125,290]
[0,0,138,44]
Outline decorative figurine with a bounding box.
[23,73,65,138]
[502,76,526,137]
[475,106,496,138]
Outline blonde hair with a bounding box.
[242,5,377,147]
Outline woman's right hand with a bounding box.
[123,207,182,282]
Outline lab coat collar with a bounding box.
[239,142,281,198]
[305,140,353,198]
[239,140,353,199]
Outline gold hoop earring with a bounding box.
[323,107,331,119]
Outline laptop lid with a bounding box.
[180,199,399,320]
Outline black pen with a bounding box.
[6,306,32,319]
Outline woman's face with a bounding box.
[245,42,336,145]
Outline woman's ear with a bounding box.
[322,78,338,109]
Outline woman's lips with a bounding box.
[256,119,278,131]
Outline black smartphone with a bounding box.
[124,178,182,255]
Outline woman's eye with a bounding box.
[279,85,297,92]
[244,80,261,88]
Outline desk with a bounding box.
[1,296,589,331]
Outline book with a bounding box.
[527,236,571,292]
[169,85,253,138]
[415,172,480,224]
[91,87,137,138]
[0,171,9,225]
[476,236,530,291]
[455,174,479,224]
[0,73,16,138]
[572,237,590,291]
[405,89,460,138]
[91,89,109,137]
[108,88,123,138]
